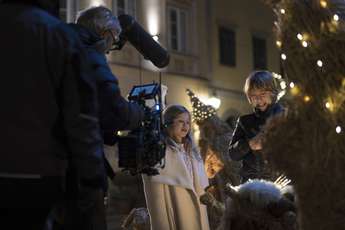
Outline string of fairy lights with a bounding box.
[186,89,217,122]
[274,0,344,134]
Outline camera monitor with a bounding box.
[128,83,159,100]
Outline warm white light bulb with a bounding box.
[297,33,303,40]
[302,41,308,47]
[325,102,330,108]
[317,60,323,67]
[273,72,282,80]
[336,126,342,133]
[280,81,287,90]
[289,82,295,88]
[333,14,339,21]
[280,9,286,14]
[304,95,311,102]
[320,0,328,8]
[281,53,287,60]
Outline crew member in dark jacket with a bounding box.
[73,6,144,144]
[229,71,284,183]
[0,1,104,229]
[61,6,145,230]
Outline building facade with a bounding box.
[59,0,280,127]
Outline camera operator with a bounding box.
[64,6,145,230]
[0,1,104,230]
[73,6,145,137]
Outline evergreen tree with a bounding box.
[263,1,345,229]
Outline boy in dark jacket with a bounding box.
[228,71,284,183]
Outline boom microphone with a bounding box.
[117,14,170,68]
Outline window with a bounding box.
[219,27,236,67]
[59,0,67,22]
[59,0,78,23]
[168,6,187,52]
[112,0,136,17]
[252,36,267,69]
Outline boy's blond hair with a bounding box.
[244,71,278,102]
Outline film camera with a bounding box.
[117,83,166,175]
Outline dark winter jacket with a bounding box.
[69,24,145,145]
[228,103,284,182]
[0,3,104,183]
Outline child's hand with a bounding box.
[248,135,263,151]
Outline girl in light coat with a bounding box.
[142,105,210,230]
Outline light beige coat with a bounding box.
[142,142,210,230]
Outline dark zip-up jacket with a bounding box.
[228,103,284,182]
[69,24,144,145]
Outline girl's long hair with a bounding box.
[163,105,201,160]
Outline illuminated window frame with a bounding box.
[167,6,188,53]
[59,0,79,23]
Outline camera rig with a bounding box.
[117,83,166,175]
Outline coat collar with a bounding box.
[253,103,284,119]
[166,137,185,152]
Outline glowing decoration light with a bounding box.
[297,33,303,40]
[272,72,286,100]
[117,130,130,136]
[320,0,328,8]
[302,41,308,47]
[280,9,286,14]
[325,101,332,110]
[289,82,295,88]
[273,72,282,79]
[277,91,286,100]
[281,53,287,60]
[304,95,311,102]
[317,60,323,67]
[325,100,337,112]
[290,86,300,96]
[333,14,339,21]
[276,40,282,48]
[336,126,342,134]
